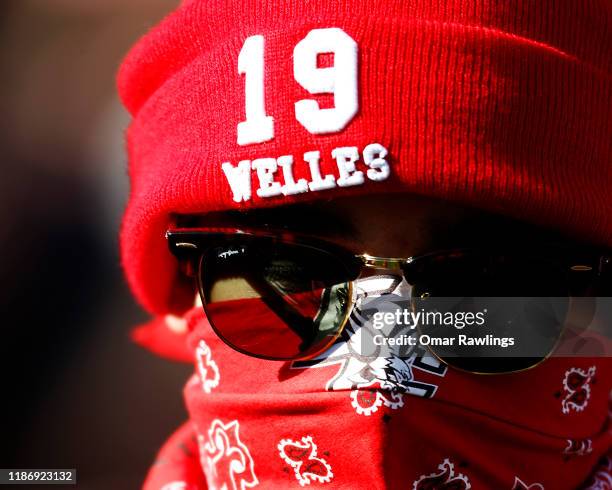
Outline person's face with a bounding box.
[169,192,609,369]
[180,193,569,254]
[177,194,568,257]
[176,193,570,302]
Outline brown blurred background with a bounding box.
[0,1,193,488]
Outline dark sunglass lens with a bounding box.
[199,242,353,360]
[406,252,571,374]
[407,252,569,297]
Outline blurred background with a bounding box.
[0,1,192,488]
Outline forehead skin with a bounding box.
[175,193,573,257]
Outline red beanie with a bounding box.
[118,0,612,315]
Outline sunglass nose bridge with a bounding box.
[359,254,407,271]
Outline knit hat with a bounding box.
[118,0,612,315]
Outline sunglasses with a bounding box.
[167,227,611,373]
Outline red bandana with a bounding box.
[134,278,612,490]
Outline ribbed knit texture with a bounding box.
[118,0,612,315]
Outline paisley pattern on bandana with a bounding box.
[278,436,333,486]
[581,455,612,489]
[562,366,596,414]
[198,419,258,490]
[350,379,404,416]
[512,477,545,489]
[412,458,471,489]
[564,439,594,459]
[196,339,220,394]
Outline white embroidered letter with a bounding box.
[363,143,390,181]
[304,150,336,192]
[333,146,363,187]
[222,160,252,203]
[252,158,283,198]
[277,155,308,196]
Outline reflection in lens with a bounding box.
[405,251,572,373]
[200,243,353,360]
[410,297,569,374]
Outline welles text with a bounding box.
[222,143,390,203]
